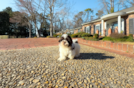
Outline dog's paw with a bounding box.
[68,55,74,60]
[58,58,65,61]
[69,56,74,60]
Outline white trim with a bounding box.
[101,12,126,20]
[101,20,104,35]
[118,15,121,33]
[126,10,134,14]
[105,22,107,30]
[121,18,124,33]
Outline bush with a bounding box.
[53,34,58,37]
[129,34,133,37]
[102,36,134,42]
[81,33,91,37]
[77,32,85,37]
[58,34,62,38]
[126,36,134,42]
[94,34,99,39]
[68,34,72,37]
[114,38,127,42]
[110,33,125,38]
[46,36,50,38]
[71,34,78,38]
[84,37,98,41]
[102,37,113,41]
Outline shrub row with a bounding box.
[71,32,92,38]
[102,34,134,42]
[83,37,99,41]
[48,32,133,42]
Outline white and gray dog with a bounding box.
[58,34,80,61]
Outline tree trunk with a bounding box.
[34,23,39,38]
[50,20,53,37]
[28,23,31,38]
[36,27,39,38]
[49,6,53,37]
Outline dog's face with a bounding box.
[59,34,72,47]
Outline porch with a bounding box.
[101,12,126,36]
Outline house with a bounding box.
[59,6,134,36]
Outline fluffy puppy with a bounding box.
[58,34,80,61]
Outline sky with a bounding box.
[0,0,17,11]
[0,0,100,19]
[70,0,99,15]
[0,0,131,19]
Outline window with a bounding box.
[112,22,118,33]
[89,26,91,34]
[67,32,70,34]
[86,26,91,34]
[71,31,74,34]
[129,18,134,34]
[78,29,80,33]
[86,26,89,33]
[94,25,95,34]
[95,25,100,32]
[84,27,86,32]
[95,24,101,34]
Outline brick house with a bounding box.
[58,6,134,36]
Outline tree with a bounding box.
[15,0,41,37]
[117,0,134,9]
[38,13,50,37]
[10,11,33,38]
[73,14,83,28]
[98,0,114,14]
[3,7,13,17]
[0,12,10,35]
[66,19,74,29]
[55,7,70,31]
[96,10,104,18]
[126,0,134,6]
[42,0,71,37]
[98,0,133,14]
[85,8,93,22]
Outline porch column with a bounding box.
[105,22,107,29]
[121,18,124,34]
[118,15,121,33]
[101,20,104,36]
[105,22,107,36]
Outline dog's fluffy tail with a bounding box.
[73,39,78,43]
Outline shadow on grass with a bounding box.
[75,53,114,60]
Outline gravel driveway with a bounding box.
[0,45,134,88]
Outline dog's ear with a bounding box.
[59,37,64,42]
[66,35,73,46]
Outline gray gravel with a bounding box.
[0,45,134,88]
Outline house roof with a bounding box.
[82,6,134,25]
[57,6,134,33]
[101,6,134,20]
[114,6,134,13]
[81,18,101,25]
[74,27,82,30]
